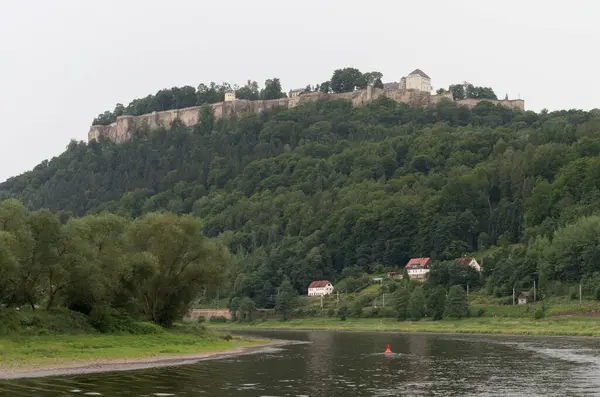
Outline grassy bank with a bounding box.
[0,331,267,372]
[0,309,270,373]
[208,316,600,337]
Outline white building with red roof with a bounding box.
[308,280,334,296]
[455,257,482,272]
[405,257,431,279]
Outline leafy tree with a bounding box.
[330,68,363,93]
[239,296,256,321]
[392,286,410,320]
[261,78,285,100]
[373,78,384,89]
[444,285,469,319]
[235,80,260,100]
[426,285,446,320]
[275,277,298,320]
[407,287,425,320]
[228,296,241,321]
[124,213,228,326]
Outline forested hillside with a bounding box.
[3,97,600,307]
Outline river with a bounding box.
[2,330,600,396]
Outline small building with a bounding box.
[387,271,403,279]
[455,257,482,272]
[308,280,334,296]
[224,90,236,102]
[405,69,431,92]
[517,291,533,305]
[405,257,431,279]
[289,88,305,98]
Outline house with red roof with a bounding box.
[405,257,431,279]
[308,280,334,296]
[455,257,482,272]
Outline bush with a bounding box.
[19,309,93,334]
[209,315,228,323]
[534,308,545,320]
[0,309,20,335]
[220,333,233,341]
[476,308,486,317]
[196,315,206,324]
[88,307,156,334]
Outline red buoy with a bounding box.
[385,344,391,353]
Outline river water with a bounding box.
[2,330,600,396]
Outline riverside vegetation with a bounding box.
[0,201,266,372]
[2,70,600,336]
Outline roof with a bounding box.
[456,257,476,265]
[405,257,431,268]
[289,88,304,92]
[308,280,332,288]
[408,69,430,79]
[383,82,399,91]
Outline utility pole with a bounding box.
[383,293,385,307]
[467,285,469,296]
[320,294,323,309]
[533,280,536,304]
[217,287,219,308]
[580,283,582,305]
[337,291,339,307]
[512,287,515,306]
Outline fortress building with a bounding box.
[89,69,525,144]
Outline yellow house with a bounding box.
[405,69,432,92]
[224,90,236,102]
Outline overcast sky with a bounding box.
[1,0,599,183]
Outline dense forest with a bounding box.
[3,96,600,308]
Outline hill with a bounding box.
[2,97,600,307]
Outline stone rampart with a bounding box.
[88,88,525,143]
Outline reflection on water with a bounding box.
[2,331,600,396]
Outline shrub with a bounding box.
[534,308,545,320]
[476,308,486,317]
[88,307,155,334]
[0,309,20,335]
[209,315,228,323]
[196,315,206,324]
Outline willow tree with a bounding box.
[125,212,229,326]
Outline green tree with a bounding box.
[125,213,228,326]
[275,277,298,320]
[444,285,469,319]
[426,285,446,320]
[228,296,241,321]
[239,296,256,321]
[261,78,285,100]
[407,287,425,320]
[330,68,363,93]
[392,286,410,320]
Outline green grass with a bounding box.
[209,316,600,337]
[0,329,268,371]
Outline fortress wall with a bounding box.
[89,88,525,143]
[177,106,202,126]
[456,98,525,111]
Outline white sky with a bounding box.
[1,0,599,183]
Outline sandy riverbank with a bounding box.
[0,339,295,380]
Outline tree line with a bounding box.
[3,96,600,308]
[0,199,228,326]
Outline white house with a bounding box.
[405,257,431,279]
[224,89,236,102]
[289,88,305,98]
[405,69,432,92]
[308,280,334,296]
[456,257,482,272]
